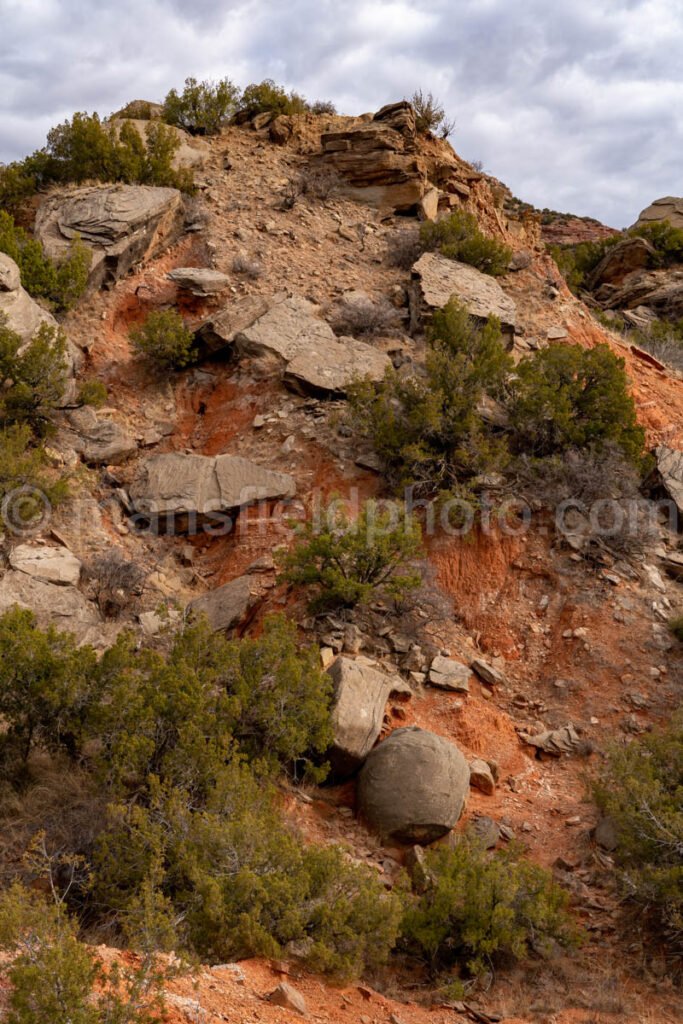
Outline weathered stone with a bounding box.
[167,267,230,296]
[645,446,683,523]
[357,726,470,844]
[469,758,496,795]
[546,325,568,340]
[129,452,296,526]
[327,656,393,777]
[428,655,471,693]
[318,101,426,213]
[267,983,307,1016]
[587,236,656,289]
[418,187,440,221]
[471,658,506,687]
[235,294,390,396]
[269,115,294,145]
[194,294,273,355]
[0,571,100,640]
[596,267,683,320]
[634,196,683,231]
[593,815,618,852]
[187,575,258,632]
[36,185,184,289]
[411,252,517,338]
[65,407,136,465]
[9,544,82,586]
[468,815,500,849]
[0,253,60,344]
[519,723,583,756]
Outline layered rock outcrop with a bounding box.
[36,184,184,289]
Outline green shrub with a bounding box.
[0,608,97,771]
[241,79,308,117]
[129,309,196,369]
[0,162,37,214]
[94,765,401,977]
[548,237,620,294]
[669,615,683,642]
[630,220,683,265]
[509,343,645,463]
[310,99,337,116]
[349,299,512,495]
[0,317,70,434]
[401,838,577,983]
[91,614,332,790]
[4,113,193,200]
[0,212,90,313]
[593,715,683,960]
[0,424,69,526]
[420,210,512,276]
[0,883,166,1024]
[281,499,423,611]
[409,89,455,138]
[162,76,241,135]
[77,379,108,408]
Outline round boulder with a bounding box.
[357,726,469,844]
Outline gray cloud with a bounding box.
[1,0,681,225]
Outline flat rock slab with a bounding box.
[167,267,230,296]
[327,656,396,778]
[429,655,471,693]
[411,252,517,335]
[9,544,82,586]
[129,452,296,523]
[187,575,258,632]
[236,294,391,396]
[358,726,469,844]
[36,184,184,289]
[194,294,273,355]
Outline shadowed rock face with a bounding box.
[35,184,184,289]
[128,452,296,530]
[357,726,470,844]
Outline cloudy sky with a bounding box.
[1,0,682,227]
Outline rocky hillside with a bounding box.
[0,96,682,1024]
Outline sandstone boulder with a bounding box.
[167,267,230,296]
[35,185,184,289]
[235,294,391,396]
[9,544,82,586]
[411,252,517,338]
[318,101,427,213]
[65,407,136,465]
[634,196,683,231]
[267,983,307,1016]
[129,452,296,528]
[428,655,471,693]
[587,236,656,289]
[194,294,272,355]
[0,571,101,641]
[357,726,469,844]
[327,656,394,778]
[187,574,259,632]
[469,758,496,795]
[471,658,507,687]
[0,253,59,344]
